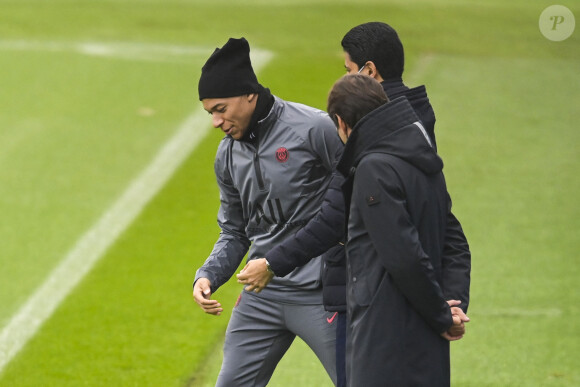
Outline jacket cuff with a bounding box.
[194,269,218,293]
[264,248,294,277]
[433,307,454,335]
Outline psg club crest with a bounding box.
[275,147,289,163]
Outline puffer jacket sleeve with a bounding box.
[266,170,345,276]
[353,157,453,334]
[194,141,251,293]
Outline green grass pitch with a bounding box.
[0,0,578,386]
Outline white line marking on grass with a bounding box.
[406,53,436,85]
[0,40,226,63]
[0,44,273,374]
[474,308,563,318]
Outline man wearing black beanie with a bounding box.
[198,38,264,101]
[193,37,342,386]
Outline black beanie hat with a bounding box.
[198,37,264,100]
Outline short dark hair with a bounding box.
[327,74,389,129]
[341,22,404,80]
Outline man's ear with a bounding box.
[365,61,383,82]
[247,93,258,102]
[336,115,352,140]
[336,115,347,132]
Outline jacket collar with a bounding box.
[337,97,417,175]
[239,88,274,144]
[337,96,442,177]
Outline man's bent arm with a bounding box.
[441,196,471,313]
[194,146,251,293]
[354,160,452,334]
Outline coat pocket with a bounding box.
[348,245,386,307]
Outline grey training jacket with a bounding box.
[195,96,343,304]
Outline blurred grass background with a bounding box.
[0,0,578,385]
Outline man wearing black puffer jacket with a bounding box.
[238,21,471,387]
[341,22,471,315]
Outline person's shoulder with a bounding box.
[276,97,331,123]
[271,97,336,146]
[357,153,401,174]
[214,135,234,161]
[216,135,232,150]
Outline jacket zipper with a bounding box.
[253,152,266,191]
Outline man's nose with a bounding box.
[212,114,224,128]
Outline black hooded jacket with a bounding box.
[338,96,454,386]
